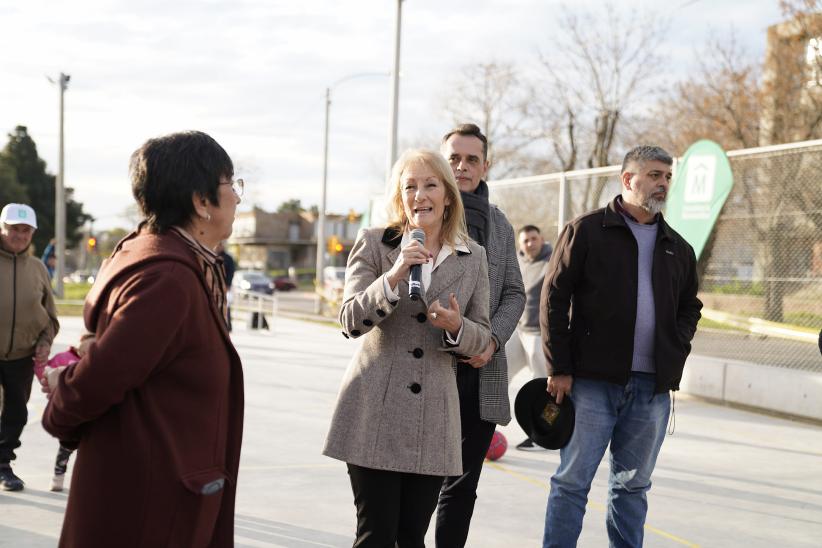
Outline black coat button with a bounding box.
[376,309,386,317]
[351,329,361,337]
[363,319,374,326]
[412,348,424,359]
[341,331,349,339]
[416,313,427,323]
[409,383,422,394]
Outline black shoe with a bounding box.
[516,438,544,451]
[0,466,24,491]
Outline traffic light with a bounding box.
[328,235,344,255]
[87,236,97,252]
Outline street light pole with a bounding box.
[54,72,70,298]
[314,72,390,315]
[315,87,331,314]
[386,0,404,178]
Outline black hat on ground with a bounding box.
[514,378,575,450]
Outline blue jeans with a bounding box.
[543,374,670,548]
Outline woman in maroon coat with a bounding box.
[42,131,244,548]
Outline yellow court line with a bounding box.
[485,461,701,548]
[644,524,701,548]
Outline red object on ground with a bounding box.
[486,430,508,461]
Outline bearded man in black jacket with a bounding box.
[540,145,702,548]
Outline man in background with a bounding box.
[506,224,552,450]
[217,241,236,331]
[0,203,59,491]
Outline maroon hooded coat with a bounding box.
[42,230,244,548]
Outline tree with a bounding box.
[0,126,92,254]
[440,62,535,179]
[97,227,130,257]
[533,3,669,212]
[0,158,29,206]
[277,199,305,213]
[648,4,822,322]
[646,33,762,154]
[756,2,822,321]
[641,33,762,283]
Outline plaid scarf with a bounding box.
[169,227,229,329]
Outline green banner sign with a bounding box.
[665,140,734,260]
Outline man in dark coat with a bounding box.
[435,123,526,547]
[540,145,702,547]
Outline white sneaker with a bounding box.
[50,473,65,492]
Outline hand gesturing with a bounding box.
[427,293,462,339]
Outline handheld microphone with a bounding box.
[409,228,425,301]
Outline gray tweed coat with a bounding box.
[479,204,526,425]
[323,227,491,476]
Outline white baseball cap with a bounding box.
[0,203,38,229]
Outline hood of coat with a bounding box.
[83,229,210,332]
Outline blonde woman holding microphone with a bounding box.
[324,149,491,548]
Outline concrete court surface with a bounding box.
[1,315,821,547]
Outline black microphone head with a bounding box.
[410,228,426,245]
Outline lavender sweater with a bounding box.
[623,216,658,374]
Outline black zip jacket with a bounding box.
[540,196,703,393]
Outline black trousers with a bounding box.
[347,463,444,548]
[435,365,496,548]
[0,355,35,464]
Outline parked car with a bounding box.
[273,276,297,291]
[232,270,275,295]
[323,266,346,302]
[64,270,96,284]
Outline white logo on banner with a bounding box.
[684,155,716,203]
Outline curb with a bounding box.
[701,307,818,344]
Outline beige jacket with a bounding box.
[323,227,491,476]
[0,246,59,361]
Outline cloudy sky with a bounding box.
[0,0,782,230]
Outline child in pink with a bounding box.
[35,347,81,491]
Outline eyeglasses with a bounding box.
[220,178,244,197]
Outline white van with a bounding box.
[323,266,346,302]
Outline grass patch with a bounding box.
[56,303,84,317]
[297,280,316,291]
[783,312,822,330]
[63,282,92,301]
[702,280,765,296]
[697,316,746,332]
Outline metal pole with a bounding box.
[276,291,280,333]
[558,172,568,237]
[314,87,331,314]
[386,0,403,177]
[55,73,69,298]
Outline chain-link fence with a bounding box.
[490,140,822,373]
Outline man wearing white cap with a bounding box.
[0,203,59,491]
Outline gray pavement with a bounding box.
[2,315,822,547]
